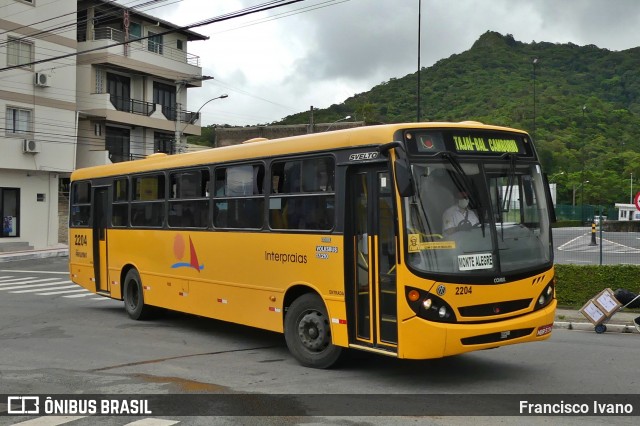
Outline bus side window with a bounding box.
[269,157,335,231]
[112,178,129,227]
[213,164,264,229]
[168,169,210,228]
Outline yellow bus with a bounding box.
[69,122,556,368]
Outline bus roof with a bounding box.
[71,122,528,181]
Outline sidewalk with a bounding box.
[0,244,69,263]
[554,307,639,334]
[0,246,637,333]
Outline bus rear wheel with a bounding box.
[284,293,342,368]
[123,269,152,320]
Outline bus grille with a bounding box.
[458,299,531,317]
[460,328,534,345]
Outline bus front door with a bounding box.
[349,165,398,350]
[92,187,109,294]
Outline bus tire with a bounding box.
[123,269,152,320]
[284,293,342,368]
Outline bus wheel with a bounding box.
[123,269,151,320]
[284,293,342,368]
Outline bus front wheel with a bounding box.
[123,269,152,320]
[284,293,342,368]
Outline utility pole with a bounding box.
[308,105,315,134]
[417,0,421,122]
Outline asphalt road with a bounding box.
[553,227,640,264]
[0,258,638,425]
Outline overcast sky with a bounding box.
[140,0,640,126]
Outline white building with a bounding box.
[614,203,640,221]
[0,0,206,251]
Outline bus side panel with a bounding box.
[105,230,345,335]
[69,228,95,292]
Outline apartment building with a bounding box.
[0,0,207,251]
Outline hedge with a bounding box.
[554,264,640,308]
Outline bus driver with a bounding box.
[442,191,479,234]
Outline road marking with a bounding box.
[11,416,87,426]
[0,275,15,280]
[125,419,180,426]
[37,289,89,296]
[62,293,95,298]
[0,277,59,286]
[10,284,78,294]
[0,270,69,275]
[0,282,73,291]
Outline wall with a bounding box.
[214,122,365,147]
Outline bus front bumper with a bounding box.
[398,300,557,359]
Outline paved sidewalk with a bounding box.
[0,246,638,334]
[0,244,68,262]
[554,307,639,334]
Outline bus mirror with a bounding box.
[394,158,415,197]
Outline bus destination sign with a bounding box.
[453,135,525,155]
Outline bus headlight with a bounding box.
[534,281,555,311]
[406,286,457,323]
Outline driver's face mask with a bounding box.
[458,198,469,209]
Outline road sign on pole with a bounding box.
[634,192,640,211]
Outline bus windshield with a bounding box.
[405,159,552,277]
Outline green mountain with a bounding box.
[279,31,640,208]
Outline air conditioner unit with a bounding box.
[23,139,41,154]
[34,73,50,87]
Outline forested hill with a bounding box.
[279,31,640,206]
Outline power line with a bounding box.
[0,0,305,73]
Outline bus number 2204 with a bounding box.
[455,286,472,295]
[74,235,88,246]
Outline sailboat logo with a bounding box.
[171,234,204,271]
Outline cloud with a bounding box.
[146,0,640,126]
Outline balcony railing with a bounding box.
[109,95,156,116]
[79,27,201,67]
[160,105,200,124]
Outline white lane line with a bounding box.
[0,277,55,285]
[0,281,72,291]
[62,292,94,298]
[125,419,180,426]
[0,270,69,274]
[37,289,90,296]
[11,416,87,426]
[10,284,78,294]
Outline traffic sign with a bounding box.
[634,192,640,211]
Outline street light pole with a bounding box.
[325,115,352,132]
[532,58,538,140]
[176,94,228,153]
[631,172,633,204]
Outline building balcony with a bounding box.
[78,93,201,135]
[110,96,156,116]
[77,27,202,82]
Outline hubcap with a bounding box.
[297,311,328,352]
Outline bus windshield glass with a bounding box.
[405,158,552,277]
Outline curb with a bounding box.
[553,321,639,334]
